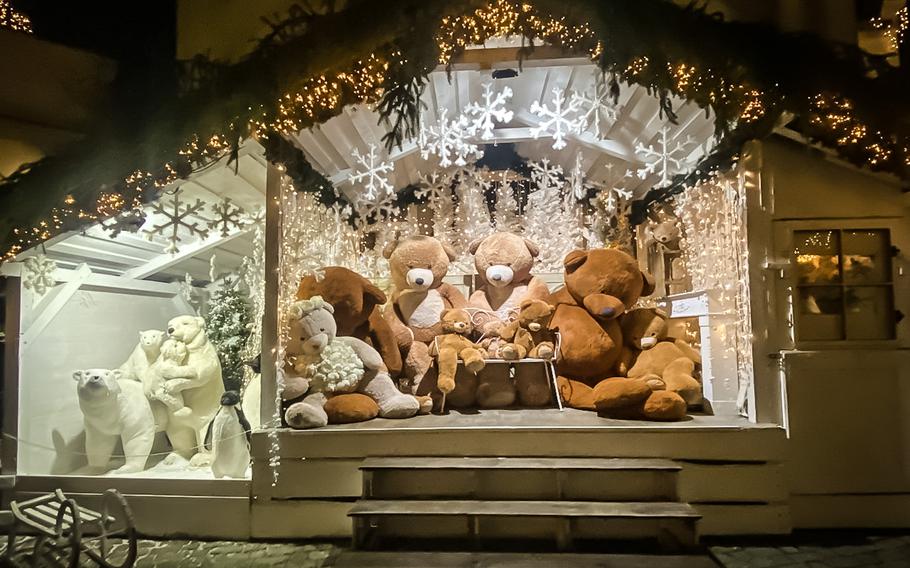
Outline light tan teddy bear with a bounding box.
[429,308,486,396]
[383,235,467,395]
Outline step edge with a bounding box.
[348,500,702,519]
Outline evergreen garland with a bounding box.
[204,287,252,392]
[1,0,908,257]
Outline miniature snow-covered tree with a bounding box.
[205,287,252,392]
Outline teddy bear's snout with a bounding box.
[485,265,514,287]
[302,334,329,354]
[528,322,542,332]
[407,268,434,289]
[640,336,658,349]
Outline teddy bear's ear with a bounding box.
[518,299,536,310]
[362,280,387,305]
[441,242,457,262]
[654,307,670,319]
[641,270,656,296]
[523,238,540,258]
[467,235,487,255]
[564,250,588,273]
[382,237,399,260]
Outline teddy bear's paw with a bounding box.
[437,377,456,394]
[416,396,434,415]
[379,395,420,419]
[285,404,328,429]
[465,359,485,374]
[500,345,520,360]
[536,345,555,360]
[640,374,665,391]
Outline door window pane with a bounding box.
[794,230,841,285]
[845,286,895,340]
[797,287,844,340]
[842,230,891,284]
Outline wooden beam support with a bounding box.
[21,263,92,350]
[122,228,251,280]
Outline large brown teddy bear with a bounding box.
[548,248,655,410]
[619,308,702,405]
[467,232,550,336]
[383,236,467,394]
[296,267,402,377]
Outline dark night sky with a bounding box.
[13,1,177,64]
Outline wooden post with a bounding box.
[2,276,21,477]
[260,164,282,425]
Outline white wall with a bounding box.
[750,136,910,527]
[18,286,194,475]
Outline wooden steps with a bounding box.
[352,457,701,550]
[332,551,719,568]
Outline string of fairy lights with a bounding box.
[0,0,32,33]
[3,0,909,261]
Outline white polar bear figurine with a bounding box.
[119,330,166,382]
[73,368,156,474]
[141,338,191,418]
[210,390,251,479]
[158,315,224,467]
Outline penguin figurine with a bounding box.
[209,390,251,479]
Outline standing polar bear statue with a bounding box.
[154,315,224,466]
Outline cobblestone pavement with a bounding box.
[710,534,910,568]
[0,538,344,568]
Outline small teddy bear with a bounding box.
[143,338,192,418]
[429,308,487,395]
[498,299,557,361]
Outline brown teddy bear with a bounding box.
[297,266,402,377]
[499,299,557,361]
[548,248,655,410]
[429,308,486,397]
[383,236,467,394]
[619,308,702,405]
[467,232,550,336]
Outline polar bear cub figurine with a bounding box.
[143,339,192,418]
[119,330,166,382]
[73,368,156,474]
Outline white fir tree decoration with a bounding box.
[207,197,247,238]
[529,158,564,192]
[204,287,251,392]
[571,76,619,140]
[524,176,569,271]
[452,167,494,271]
[568,152,592,201]
[144,188,209,254]
[348,143,395,203]
[529,87,584,150]
[492,171,522,233]
[462,83,514,140]
[419,109,482,167]
[635,126,697,187]
[417,171,457,240]
[22,254,56,297]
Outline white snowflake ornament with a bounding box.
[419,109,482,168]
[207,197,247,237]
[529,158,564,192]
[635,127,697,187]
[529,88,583,150]
[571,77,619,140]
[22,254,57,297]
[462,83,514,140]
[348,144,395,203]
[416,171,453,203]
[568,152,592,201]
[144,188,210,254]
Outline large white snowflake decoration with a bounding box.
[635,127,697,187]
[462,83,514,140]
[22,254,57,297]
[144,188,210,254]
[529,158,564,193]
[419,109,482,168]
[100,208,146,239]
[529,87,584,150]
[571,76,619,140]
[348,144,395,204]
[415,171,453,203]
[207,197,247,237]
